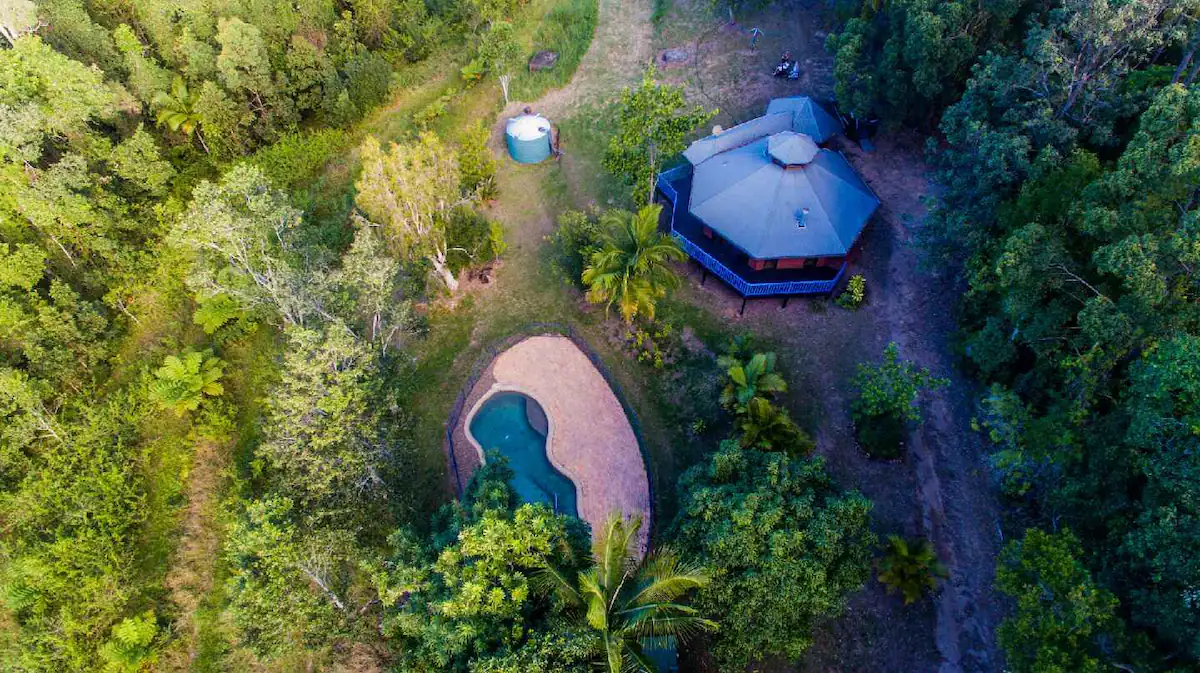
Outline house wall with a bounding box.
[749,256,845,270]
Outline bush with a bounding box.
[877,536,947,604]
[854,411,908,459]
[458,121,498,201]
[446,206,498,273]
[547,209,603,286]
[460,58,485,85]
[413,90,454,128]
[148,349,225,416]
[851,342,947,459]
[836,274,866,309]
[251,129,350,192]
[343,51,393,112]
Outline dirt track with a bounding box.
[511,0,1006,668]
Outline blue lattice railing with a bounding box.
[656,169,842,297]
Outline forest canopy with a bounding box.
[832,0,1200,667]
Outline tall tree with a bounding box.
[672,441,874,669]
[996,529,1122,673]
[258,323,397,525]
[171,164,311,325]
[602,65,715,205]
[355,133,465,291]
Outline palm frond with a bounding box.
[532,564,583,608]
[620,639,659,673]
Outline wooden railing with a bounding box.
[656,168,843,297]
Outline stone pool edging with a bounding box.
[461,383,585,517]
[445,330,651,553]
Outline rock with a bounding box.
[528,50,559,72]
[660,48,689,64]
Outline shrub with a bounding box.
[413,90,455,128]
[853,411,908,459]
[719,350,786,411]
[445,206,497,273]
[343,51,393,112]
[148,349,225,416]
[736,397,814,455]
[836,273,866,309]
[250,128,350,192]
[877,535,947,604]
[98,611,159,672]
[547,208,603,286]
[460,58,485,85]
[851,342,947,458]
[486,221,507,260]
[192,293,242,334]
[459,121,498,201]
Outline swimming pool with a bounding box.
[468,391,579,517]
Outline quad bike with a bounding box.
[772,53,798,79]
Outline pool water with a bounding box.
[468,392,578,517]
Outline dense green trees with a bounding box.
[373,460,595,672]
[828,0,1026,128]
[673,441,875,669]
[833,0,1200,666]
[0,0,524,665]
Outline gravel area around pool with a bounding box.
[452,335,650,551]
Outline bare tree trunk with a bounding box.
[430,253,459,292]
[1174,35,1200,84]
[499,74,511,106]
[1187,56,1200,86]
[195,128,211,154]
[297,564,346,611]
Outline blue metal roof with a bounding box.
[766,96,844,142]
[680,98,877,260]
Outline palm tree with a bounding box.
[582,204,685,323]
[536,514,716,673]
[736,397,814,455]
[877,535,948,604]
[719,351,787,411]
[153,76,208,153]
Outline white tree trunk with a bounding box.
[499,74,511,106]
[430,250,459,292]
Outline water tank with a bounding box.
[505,114,553,164]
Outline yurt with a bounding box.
[505,113,553,164]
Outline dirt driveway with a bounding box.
[506,0,1007,669]
[674,130,1004,672]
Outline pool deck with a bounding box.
[452,335,651,553]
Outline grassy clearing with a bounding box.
[511,0,601,100]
